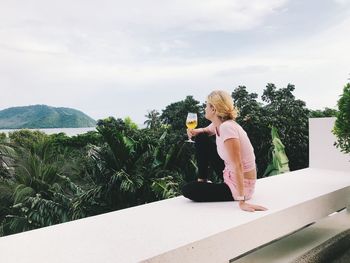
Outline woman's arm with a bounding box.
[224,138,267,212]
[224,138,244,197]
[187,124,215,138]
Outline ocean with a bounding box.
[0,127,97,136]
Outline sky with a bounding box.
[1,0,350,125]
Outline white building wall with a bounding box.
[309,117,350,172]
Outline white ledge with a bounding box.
[0,168,349,263]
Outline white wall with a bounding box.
[309,117,350,172]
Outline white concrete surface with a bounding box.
[233,209,350,263]
[0,168,349,263]
[309,117,350,172]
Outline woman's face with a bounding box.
[205,102,215,121]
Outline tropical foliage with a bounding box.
[0,117,194,236]
[333,83,350,154]
[263,126,290,177]
[232,84,309,173]
[0,84,336,236]
[309,108,338,118]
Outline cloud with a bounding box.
[1,0,349,124]
[334,0,350,5]
[0,0,289,60]
[0,0,289,32]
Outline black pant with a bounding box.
[182,133,234,202]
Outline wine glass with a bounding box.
[186,112,198,143]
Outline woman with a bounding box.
[182,90,267,212]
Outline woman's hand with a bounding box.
[239,201,268,212]
[187,128,204,139]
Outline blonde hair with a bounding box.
[207,90,238,121]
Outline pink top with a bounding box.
[206,120,256,200]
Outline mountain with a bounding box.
[0,105,96,129]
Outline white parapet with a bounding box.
[0,169,349,263]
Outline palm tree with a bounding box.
[0,136,82,236]
[144,110,161,129]
[74,117,188,216]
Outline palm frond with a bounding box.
[13,184,35,204]
[114,170,143,193]
[151,176,179,199]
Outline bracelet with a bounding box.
[235,195,245,201]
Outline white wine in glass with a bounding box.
[186,112,198,143]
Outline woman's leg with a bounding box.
[195,133,225,181]
[182,181,233,202]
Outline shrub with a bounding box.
[333,83,350,154]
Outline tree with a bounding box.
[0,137,81,236]
[71,117,188,218]
[309,108,338,118]
[261,84,309,172]
[0,133,6,143]
[144,110,161,129]
[8,129,48,150]
[232,84,309,177]
[333,83,350,154]
[160,96,206,132]
[124,117,138,130]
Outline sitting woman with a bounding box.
[182,90,267,212]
